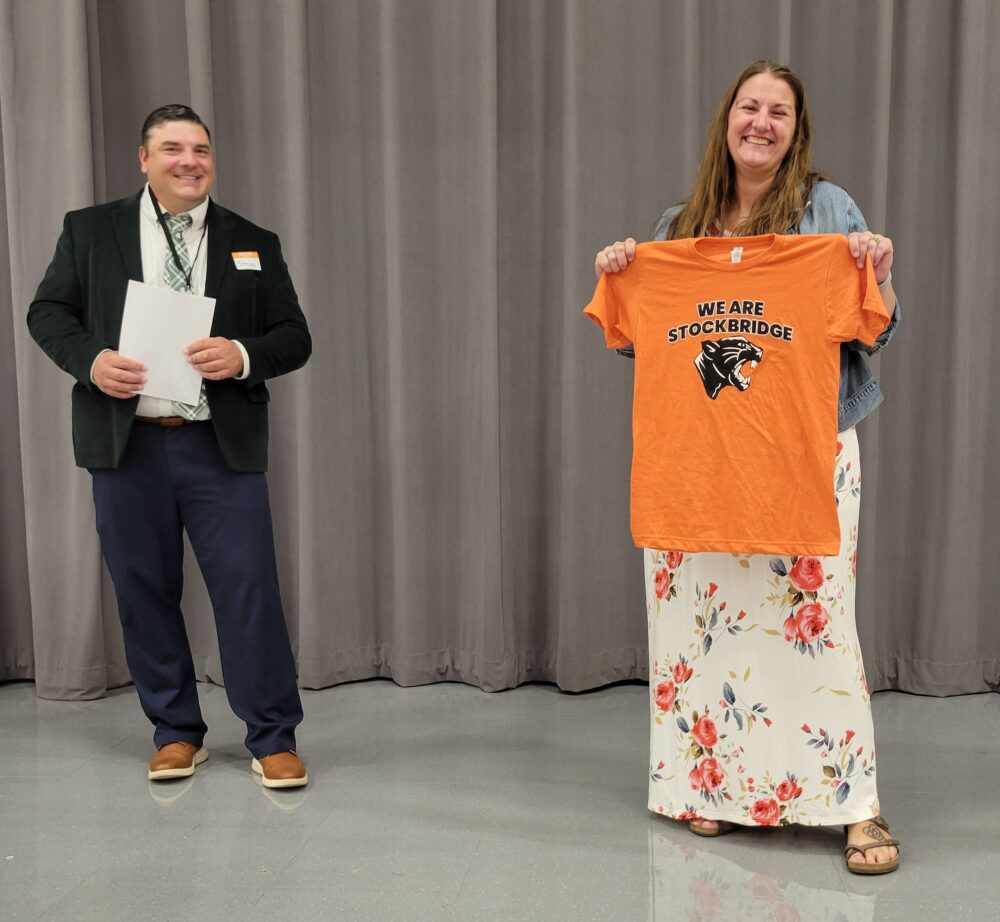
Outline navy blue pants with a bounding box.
[91,421,302,757]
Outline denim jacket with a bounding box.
[640,181,900,431]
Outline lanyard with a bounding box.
[147,187,208,293]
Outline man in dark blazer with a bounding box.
[28,105,310,789]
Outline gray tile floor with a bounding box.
[1,679,998,921]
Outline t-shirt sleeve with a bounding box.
[583,261,641,350]
[824,241,891,348]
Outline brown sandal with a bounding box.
[844,815,900,875]
[688,818,736,838]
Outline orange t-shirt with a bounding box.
[584,233,890,555]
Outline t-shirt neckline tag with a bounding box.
[730,247,744,264]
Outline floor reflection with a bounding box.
[648,825,876,921]
[147,775,195,807]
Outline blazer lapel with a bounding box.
[111,192,143,282]
[205,199,234,300]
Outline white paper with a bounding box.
[118,280,216,404]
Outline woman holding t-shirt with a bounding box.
[594,60,901,874]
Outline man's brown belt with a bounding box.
[134,416,197,428]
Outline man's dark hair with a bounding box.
[141,104,211,147]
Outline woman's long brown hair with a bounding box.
[664,60,821,240]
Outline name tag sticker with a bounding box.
[730,247,744,264]
[232,251,261,271]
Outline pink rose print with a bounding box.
[654,681,676,713]
[792,602,829,643]
[676,809,699,821]
[687,766,701,791]
[692,715,718,749]
[836,439,844,456]
[666,551,684,569]
[673,659,693,685]
[697,760,724,792]
[688,757,725,793]
[708,581,718,596]
[653,567,671,599]
[789,556,824,592]
[775,778,803,802]
[750,797,781,826]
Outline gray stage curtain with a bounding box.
[1,0,997,699]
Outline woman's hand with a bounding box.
[847,231,893,285]
[594,238,637,278]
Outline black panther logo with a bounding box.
[694,337,764,399]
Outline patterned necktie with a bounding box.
[162,213,207,419]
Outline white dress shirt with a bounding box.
[91,185,250,417]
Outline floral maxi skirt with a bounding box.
[645,427,880,827]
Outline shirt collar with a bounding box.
[140,183,210,231]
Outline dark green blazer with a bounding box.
[27,191,311,472]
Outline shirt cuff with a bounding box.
[233,340,250,380]
[89,349,111,384]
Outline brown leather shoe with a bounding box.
[148,742,208,781]
[251,751,308,789]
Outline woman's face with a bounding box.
[726,72,797,178]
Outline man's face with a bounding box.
[138,120,215,214]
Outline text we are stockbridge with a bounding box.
[667,299,795,344]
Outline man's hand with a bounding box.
[93,351,146,399]
[185,337,244,380]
